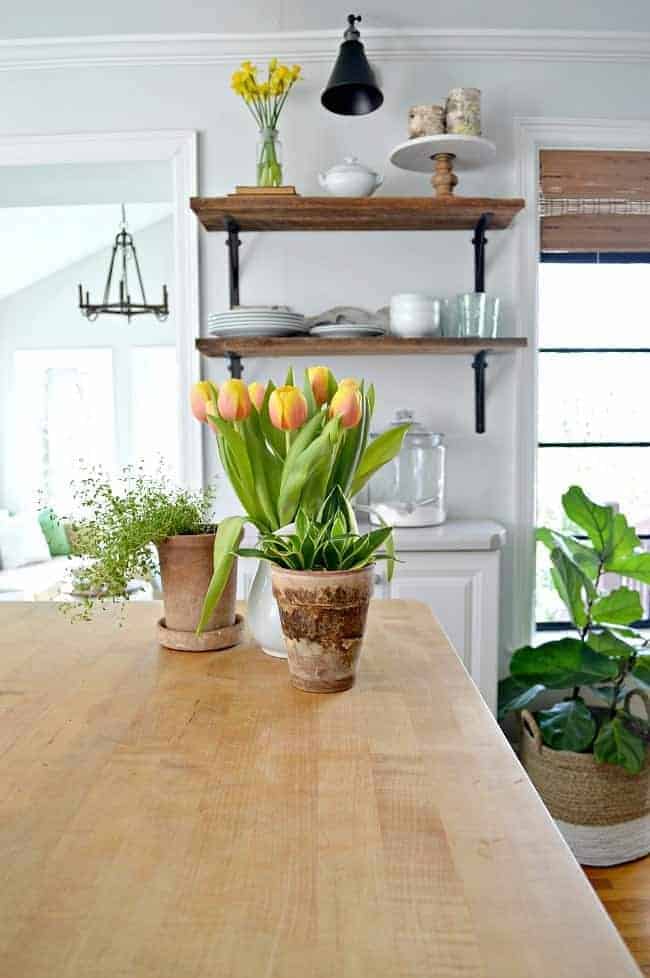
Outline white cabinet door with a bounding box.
[387,551,500,713]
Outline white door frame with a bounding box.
[512,116,650,650]
[0,129,202,489]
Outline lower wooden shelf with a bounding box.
[195,336,527,358]
[195,336,527,435]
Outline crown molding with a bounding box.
[1,28,650,71]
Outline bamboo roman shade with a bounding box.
[540,150,650,252]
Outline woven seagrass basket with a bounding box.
[520,690,650,867]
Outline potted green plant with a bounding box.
[68,467,242,652]
[500,485,650,865]
[234,487,394,692]
[190,367,409,656]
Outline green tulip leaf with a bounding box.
[349,423,411,497]
[258,381,286,460]
[594,717,647,774]
[497,677,546,720]
[196,516,245,634]
[537,699,597,752]
[510,638,618,689]
[302,368,318,418]
[279,409,326,492]
[328,383,370,494]
[240,415,278,531]
[277,418,340,526]
[591,586,643,626]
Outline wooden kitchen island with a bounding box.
[0,601,641,978]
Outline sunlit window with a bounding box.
[13,348,115,515]
[536,254,650,627]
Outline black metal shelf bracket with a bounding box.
[225,217,241,309]
[472,212,492,293]
[472,350,488,434]
[225,351,243,379]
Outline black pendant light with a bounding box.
[321,14,383,116]
[79,204,169,322]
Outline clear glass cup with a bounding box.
[456,293,500,338]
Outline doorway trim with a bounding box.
[512,116,650,649]
[0,129,202,488]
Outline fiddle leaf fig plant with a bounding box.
[499,486,650,773]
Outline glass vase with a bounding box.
[257,128,283,187]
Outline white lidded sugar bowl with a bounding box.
[318,157,383,197]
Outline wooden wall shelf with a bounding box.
[196,336,527,358]
[190,195,525,232]
[189,194,527,433]
[196,336,527,434]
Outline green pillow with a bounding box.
[38,508,71,557]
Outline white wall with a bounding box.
[0,217,176,509]
[1,8,649,662]
[3,0,650,35]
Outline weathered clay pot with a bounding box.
[156,533,239,650]
[271,565,374,692]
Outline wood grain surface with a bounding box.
[196,335,528,359]
[587,858,650,977]
[0,600,641,978]
[190,195,524,231]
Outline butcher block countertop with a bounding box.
[0,600,641,978]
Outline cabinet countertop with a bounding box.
[0,600,639,978]
[242,519,506,552]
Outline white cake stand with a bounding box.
[390,134,496,197]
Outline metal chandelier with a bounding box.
[79,204,169,322]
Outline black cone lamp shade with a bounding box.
[321,14,383,116]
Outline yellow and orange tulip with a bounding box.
[190,381,218,423]
[268,385,308,431]
[248,381,266,411]
[217,379,251,422]
[307,365,329,406]
[329,383,362,429]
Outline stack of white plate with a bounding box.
[309,323,385,339]
[208,306,306,337]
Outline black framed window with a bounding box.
[536,251,650,630]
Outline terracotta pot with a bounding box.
[156,533,237,633]
[271,565,374,693]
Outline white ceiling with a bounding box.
[0,202,172,300]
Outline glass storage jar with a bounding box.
[367,410,446,527]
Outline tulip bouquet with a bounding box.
[191,366,409,631]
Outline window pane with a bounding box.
[538,352,650,442]
[537,446,650,531]
[130,346,179,480]
[539,262,650,348]
[13,349,115,514]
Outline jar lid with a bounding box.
[385,409,444,447]
[325,156,378,177]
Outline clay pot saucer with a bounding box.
[157,614,244,653]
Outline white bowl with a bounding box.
[390,294,441,337]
